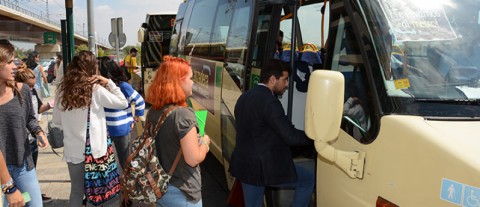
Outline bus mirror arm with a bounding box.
[315,142,365,178]
[305,70,365,179]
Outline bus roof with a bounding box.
[146,11,177,17]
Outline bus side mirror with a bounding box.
[305,70,365,179]
[138,27,145,43]
[305,70,344,143]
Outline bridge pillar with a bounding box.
[35,44,61,60]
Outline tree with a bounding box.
[75,44,89,54]
[97,47,105,57]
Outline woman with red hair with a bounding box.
[146,56,210,207]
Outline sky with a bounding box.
[19,0,182,48]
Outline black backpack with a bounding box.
[47,60,56,83]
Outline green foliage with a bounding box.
[97,47,105,57]
[75,44,89,54]
[14,48,31,60]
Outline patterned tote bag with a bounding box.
[84,109,121,205]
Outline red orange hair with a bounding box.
[146,56,191,110]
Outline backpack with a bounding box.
[121,106,182,204]
[47,60,56,83]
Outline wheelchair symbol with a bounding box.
[466,190,480,207]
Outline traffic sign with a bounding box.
[109,17,127,48]
[109,32,126,48]
[44,32,56,44]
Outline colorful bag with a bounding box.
[84,109,121,206]
[121,106,182,204]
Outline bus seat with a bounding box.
[280,50,299,62]
[300,51,322,65]
[281,43,299,62]
[446,66,480,84]
[427,47,457,77]
[299,43,322,65]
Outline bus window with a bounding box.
[185,0,219,58]
[210,0,234,61]
[280,3,327,57]
[251,6,275,69]
[225,0,252,90]
[184,0,232,61]
[328,3,376,143]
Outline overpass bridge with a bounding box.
[0,0,110,54]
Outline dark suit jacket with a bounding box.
[229,85,311,186]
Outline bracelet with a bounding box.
[3,184,17,194]
[1,178,15,194]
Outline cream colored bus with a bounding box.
[170,0,480,206]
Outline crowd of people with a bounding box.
[1,38,315,207]
[0,39,212,207]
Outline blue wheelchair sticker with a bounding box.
[463,185,480,207]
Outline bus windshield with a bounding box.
[369,0,480,100]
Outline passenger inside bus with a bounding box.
[333,12,372,142]
[274,30,284,59]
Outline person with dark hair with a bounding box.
[53,51,128,206]
[0,39,48,207]
[274,30,284,59]
[25,51,48,101]
[124,48,139,87]
[98,56,145,170]
[229,59,314,207]
[53,53,63,85]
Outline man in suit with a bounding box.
[229,59,314,207]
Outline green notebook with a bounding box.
[195,110,207,137]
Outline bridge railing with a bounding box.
[0,0,85,38]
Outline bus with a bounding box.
[138,12,176,95]
[171,0,480,206]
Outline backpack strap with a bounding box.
[125,106,180,171]
[151,106,180,138]
[150,106,183,175]
[169,149,182,175]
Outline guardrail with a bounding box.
[0,0,109,46]
[0,0,98,42]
